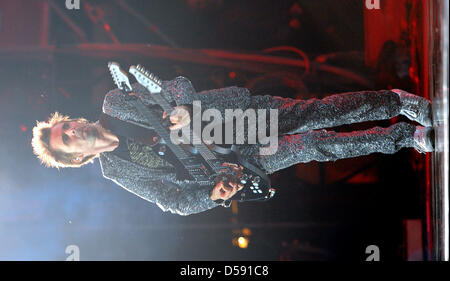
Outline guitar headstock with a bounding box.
[129,64,162,94]
[108,62,132,91]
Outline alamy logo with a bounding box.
[365,0,380,10]
[66,0,80,10]
[65,245,80,261]
[365,245,380,261]
[169,101,279,155]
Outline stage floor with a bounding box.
[427,0,448,261]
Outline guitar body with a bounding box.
[175,141,273,202]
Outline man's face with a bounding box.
[49,121,100,155]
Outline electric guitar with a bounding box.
[108,62,275,205]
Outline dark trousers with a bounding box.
[244,90,416,174]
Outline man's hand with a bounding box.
[210,163,244,201]
[162,105,191,130]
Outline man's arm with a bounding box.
[110,175,220,216]
[101,157,243,215]
[131,76,198,106]
[131,76,251,114]
[194,86,252,116]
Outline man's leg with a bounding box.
[250,89,431,135]
[254,122,430,175]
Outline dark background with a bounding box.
[0,0,426,260]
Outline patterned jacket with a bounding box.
[99,76,252,215]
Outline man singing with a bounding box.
[31,75,434,215]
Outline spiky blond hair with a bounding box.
[31,112,98,169]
